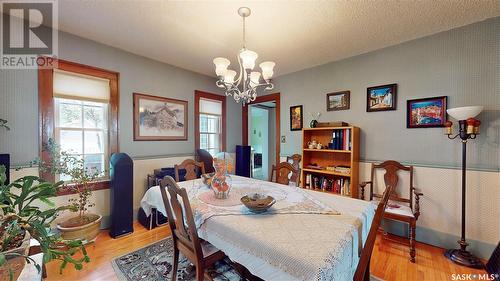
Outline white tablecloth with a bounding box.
[140,176,374,281]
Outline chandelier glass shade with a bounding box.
[213,7,275,105]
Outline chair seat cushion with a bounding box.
[201,240,221,258]
[372,200,414,218]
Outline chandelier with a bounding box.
[213,7,275,105]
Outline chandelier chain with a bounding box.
[242,15,246,49]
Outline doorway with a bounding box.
[242,93,280,180]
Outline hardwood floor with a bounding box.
[45,222,170,281]
[45,222,487,281]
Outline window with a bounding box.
[53,70,111,181]
[39,59,119,192]
[54,98,108,180]
[195,91,226,156]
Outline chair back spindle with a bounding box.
[159,176,204,259]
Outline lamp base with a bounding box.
[445,249,484,269]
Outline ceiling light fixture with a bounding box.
[212,7,275,106]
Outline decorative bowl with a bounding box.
[240,193,276,213]
[201,173,215,186]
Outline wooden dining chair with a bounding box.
[174,159,205,182]
[286,154,302,185]
[159,176,226,281]
[353,184,394,281]
[359,160,423,262]
[270,162,299,186]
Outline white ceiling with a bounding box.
[57,1,500,77]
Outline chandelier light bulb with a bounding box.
[239,49,258,70]
[223,69,237,84]
[213,57,230,76]
[260,61,275,80]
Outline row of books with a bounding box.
[325,165,351,175]
[330,128,352,151]
[304,174,351,196]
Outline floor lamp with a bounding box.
[444,105,484,269]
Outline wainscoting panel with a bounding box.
[280,156,499,258]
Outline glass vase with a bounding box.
[211,152,233,199]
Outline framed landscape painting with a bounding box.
[290,105,303,131]
[133,93,188,140]
[407,96,447,128]
[326,91,350,111]
[367,83,397,112]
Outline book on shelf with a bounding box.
[303,173,351,195]
[330,128,352,150]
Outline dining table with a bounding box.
[140,175,375,281]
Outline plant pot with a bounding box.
[57,214,102,242]
[0,231,30,281]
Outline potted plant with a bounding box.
[0,165,90,280]
[39,139,103,242]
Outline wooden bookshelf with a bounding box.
[301,126,360,198]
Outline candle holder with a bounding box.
[444,106,484,269]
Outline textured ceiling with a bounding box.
[57,1,500,77]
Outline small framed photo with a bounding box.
[367,83,397,112]
[290,105,303,131]
[407,96,447,128]
[133,93,188,141]
[326,91,350,111]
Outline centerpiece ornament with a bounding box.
[211,152,234,199]
[213,7,275,106]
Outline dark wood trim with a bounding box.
[38,58,119,195]
[38,66,55,182]
[132,92,188,141]
[242,93,281,167]
[194,90,226,152]
[56,180,110,196]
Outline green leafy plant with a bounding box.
[41,139,101,227]
[0,165,90,278]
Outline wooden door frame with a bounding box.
[242,93,280,167]
[194,90,227,152]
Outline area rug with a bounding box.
[111,237,245,281]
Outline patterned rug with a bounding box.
[111,237,245,281]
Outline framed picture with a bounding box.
[133,93,188,141]
[407,96,447,128]
[290,105,303,131]
[367,83,397,112]
[326,91,350,111]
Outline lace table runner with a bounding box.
[178,176,340,228]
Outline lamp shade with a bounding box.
[249,71,261,86]
[447,106,483,121]
[213,57,230,76]
[239,49,258,70]
[223,70,237,84]
[259,61,275,80]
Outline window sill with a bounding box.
[56,180,110,196]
